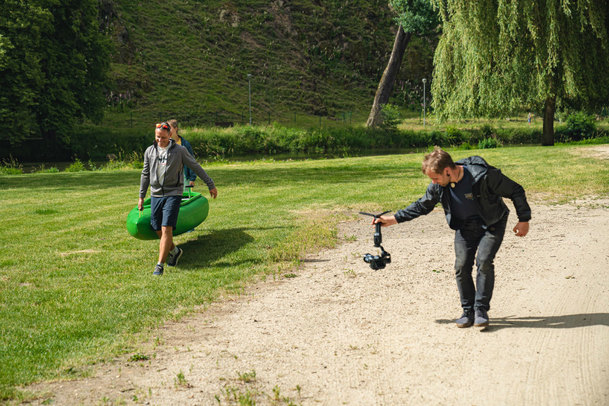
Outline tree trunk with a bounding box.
[366,26,412,128]
[542,95,556,146]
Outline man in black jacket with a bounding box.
[375,147,531,328]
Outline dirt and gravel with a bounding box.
[26,147,609,406]
[26,200,609,405]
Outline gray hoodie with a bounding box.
[139,139,215,198]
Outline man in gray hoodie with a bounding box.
[374,147,530,329]
[138,122,218,275]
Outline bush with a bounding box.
[380,104,401,131]
[0,156,23,175]
[65,158,87,172]
[562,112,597,141]
[445,126,465,145]
[478,138,502,149]
[34,165,60,173]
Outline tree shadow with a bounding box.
[0,171,139,190]
[435,313,609,332]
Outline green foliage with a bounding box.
[64,159,87,173]
[478,138,502,149]
[431,0,609,120]
[391,0,440,35]
[380,104,402,131]
[34,166,60,174]
[0,157,23,175]
[444,126,465,145]
[562,112,597,141]
[6,118,605,166]
[0,0,111,147]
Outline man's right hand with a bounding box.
[374,215,397,227]
[138,197,144,211]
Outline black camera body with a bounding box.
[363,249,391,270]
[360,211,392,271]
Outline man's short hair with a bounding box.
[421,146,456,174]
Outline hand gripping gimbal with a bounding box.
[359,211,392,270]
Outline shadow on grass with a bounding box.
[0,162,416,191]
[175,226,286,270]
[435,313,609,332]
[0,171,140,190]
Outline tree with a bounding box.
[432,0,609,145]
[366,0,439,128]
[0,0,110,149]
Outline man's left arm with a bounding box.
[487,168,531,221]
[486,168,531,236]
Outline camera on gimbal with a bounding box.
[363,250,391,270]
[360,211,392,270]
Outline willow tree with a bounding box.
[366,0,438,127]
[432,0,609,145]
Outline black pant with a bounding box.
[453,215,507,312]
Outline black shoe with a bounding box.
[166,247,183,267]
[153,264,164,276]
[456,309,474,328]
[474,308,489,327]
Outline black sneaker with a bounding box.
[456,309,474,328]
[166,247,183,267]
[474,308,489,328]
[153,264,164,276]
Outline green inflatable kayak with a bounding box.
[126,191,209,240]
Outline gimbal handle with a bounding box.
[359,211,391,247]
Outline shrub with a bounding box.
[380,104,401,131]
[480,124,496,139]
[478,138,502,149]
[563,112,597,141]
[34,165,60,173]
[0,156,23,175]
[445,126,465,145]
[65,158,87,172]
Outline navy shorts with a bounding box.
[150,195,182,231]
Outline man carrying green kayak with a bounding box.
[138,122,218,275]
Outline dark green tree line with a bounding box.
[0,0,110,149]
[431,0,609,145]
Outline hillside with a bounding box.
[101,0,434,128]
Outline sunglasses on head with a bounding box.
[156,122,170,130]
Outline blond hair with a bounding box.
[167,119,179,135]
[421,146,456,174]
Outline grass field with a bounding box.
[1,145,608,401]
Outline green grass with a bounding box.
[1,145,608,400]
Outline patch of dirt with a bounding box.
[58,249,101,257]
[574,144,609,159]
[26,201,609,405]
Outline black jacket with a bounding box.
[394,156,531,229]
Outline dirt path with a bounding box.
[26,196,609,405]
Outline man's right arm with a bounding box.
[393,183,441,223]
[139,149,151,199]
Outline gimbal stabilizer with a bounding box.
[359,211,392,270]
